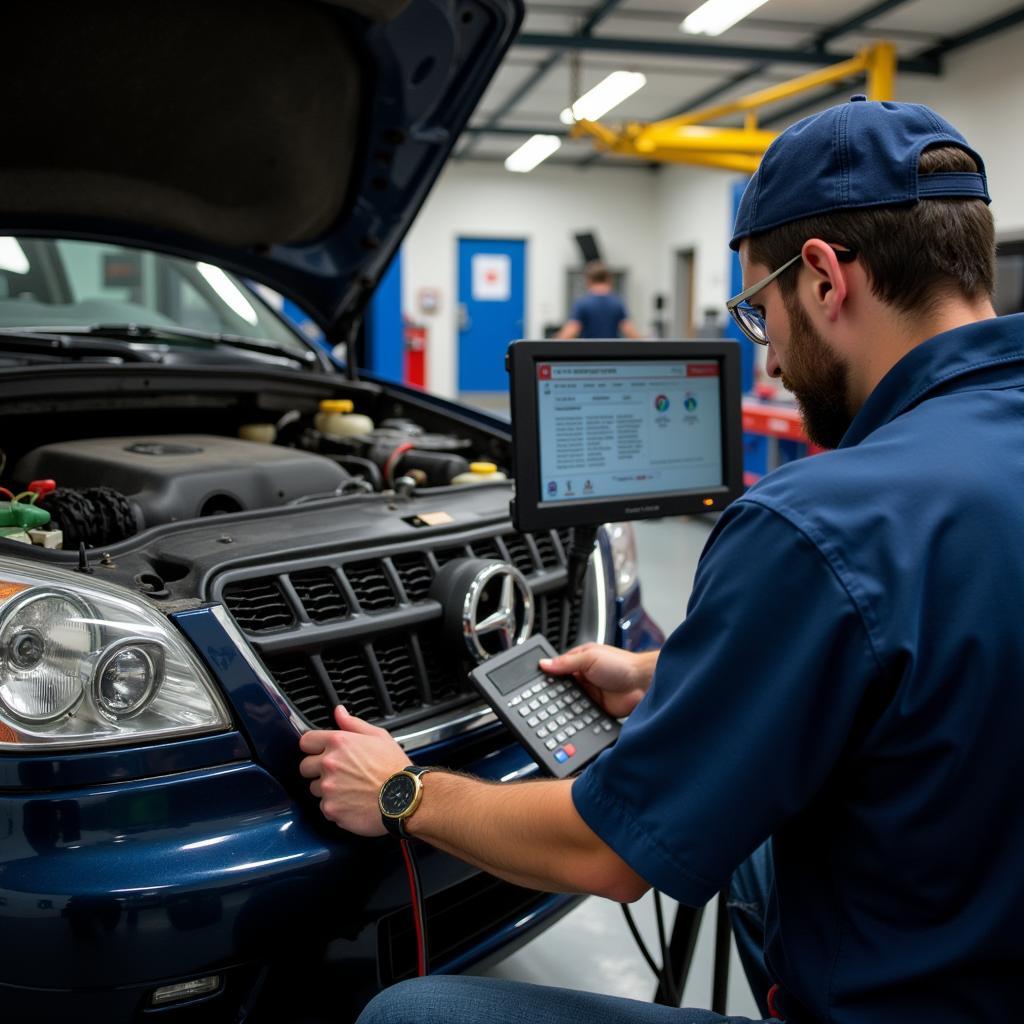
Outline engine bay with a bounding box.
[0,369,513,560]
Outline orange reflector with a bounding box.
[0,581,28,601]
[702,498,715,507]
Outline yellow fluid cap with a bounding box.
[319,399,354,413]
[470,461,498,474]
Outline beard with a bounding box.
[779,292,853,450]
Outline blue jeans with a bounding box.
[358,844,779,1024]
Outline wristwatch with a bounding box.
[378,765,434,838]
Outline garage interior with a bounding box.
[3,0,1024,1019]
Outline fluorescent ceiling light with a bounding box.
[0,237,29,275]
[681,0,771,36]
[505,134,562,173]
[559,71,647,125]
[197,262,259,325]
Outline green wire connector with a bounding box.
[0,501,51,530]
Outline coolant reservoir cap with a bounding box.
[320,399,354,413]
[470,462,498,474]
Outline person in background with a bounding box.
[692,307,726,339]
[556,260,641,339]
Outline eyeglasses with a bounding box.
[726,245,858,346]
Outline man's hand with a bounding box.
[539,643,657,718]
[298,705,409,836]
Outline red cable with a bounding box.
[400,838,428,977]
[0,488,13,501]
[766,983,783,1020]
[383,442,415,488]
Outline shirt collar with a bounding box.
[839,314,1024,448]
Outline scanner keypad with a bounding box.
[469,634,620,779]
[505,677,606,763]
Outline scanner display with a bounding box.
[488,654,544,696]
[507,340,743,531]
[536,360,723,504]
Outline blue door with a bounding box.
[457,238,526,392]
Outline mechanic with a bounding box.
[555,260,642,339]
[299,98,1024,1023]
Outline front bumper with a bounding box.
[0,591,660,1022]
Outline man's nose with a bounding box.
[765,346,782,379]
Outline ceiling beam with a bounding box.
[921,3,1024,60]
[527,5,939,41]
[513,32,940,75]
[457,154,657,172]
[456,0,623,161]
[652,0,917,123]
[464,125,570,137]
[810,0,918,48]
[762,5,1024,130]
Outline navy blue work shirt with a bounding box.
[573,315,1024,1022]
[569,291,629,338]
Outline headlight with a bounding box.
[604,522,639,597]
[0,556,230,749]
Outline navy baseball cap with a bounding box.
[730,96,990,250]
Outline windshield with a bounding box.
[0,237,311,357]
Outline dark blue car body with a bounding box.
[0,2,664,1020]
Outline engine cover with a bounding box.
[15,434,349,525]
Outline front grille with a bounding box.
[532,531,560,569]
[392,552,434,601]
[536,591,566,652]
[346,561,397,612]
[222,578,294,633]
[290,569,349,623]
[213,527,586,735]
[264,652,332,728]
[321,643,384,720]
[470,537,502,561]
[419,631,461,702]
[373,636,421,713]
[502,532,535,576]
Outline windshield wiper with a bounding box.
[0,328,165,362]
[90,323,317,366]
[10,323,317,368]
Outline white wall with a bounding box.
[897,23,1024,236]
[402,161,661,398]
[653,163,740,332]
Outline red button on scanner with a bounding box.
[563,744,576,757]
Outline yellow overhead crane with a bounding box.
[570,42,897,173]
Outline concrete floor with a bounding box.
[474,516,761,1017]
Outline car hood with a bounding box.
[2,0,521,342]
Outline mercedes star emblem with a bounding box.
[461,562,534,662]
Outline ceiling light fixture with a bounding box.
[504,134,562,173]
[0,237,29,275]
[196,262,259,325]
[681,0,772,37]
[559,71,647,125]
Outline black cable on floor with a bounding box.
[620,903,661,979]
[654,892,679,1006]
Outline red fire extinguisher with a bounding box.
[403,320,427,388]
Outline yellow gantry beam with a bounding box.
[572,42,897,172]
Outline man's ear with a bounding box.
[800,239,848,322]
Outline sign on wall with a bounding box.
[471,253,511,301]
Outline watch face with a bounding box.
[380,773,417,816]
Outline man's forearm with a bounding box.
[636,649,659,686]
[406,771,648,903]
